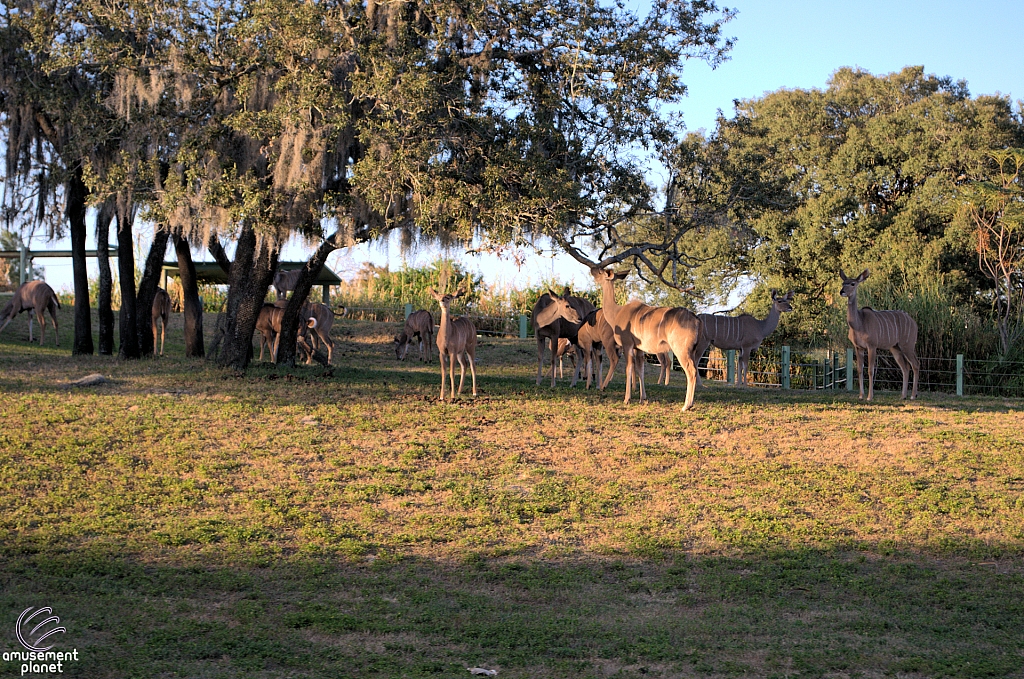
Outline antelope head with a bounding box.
[589,267,629,284]
[535,289,582,327]
[839,269,869,298]
[428,287,459,312]
[770,290,795,313]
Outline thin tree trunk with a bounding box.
[116,196,140,360]
[276,233,339,367]
[217,223,278,370]
[208,234,232,276]
[136,226,170,356]
[66,168,93,355]
[95,200,115,355]
[174,233,205,357]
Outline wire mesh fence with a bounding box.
[337,303,1023,397]
[678,348,1024,398]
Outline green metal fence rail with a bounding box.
[681,348,1024,398]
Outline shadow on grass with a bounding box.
[2,547,1023,678]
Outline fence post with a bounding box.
[726,350,735,385]
[519,314,528,339]
[19,244,27,285]
[846,348,854,392]
[781,346,790,389]
[833,352,840,390]
[404,303,412,320]
[956,354,963,396]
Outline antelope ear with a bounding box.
[770,289,778,299]
[839,268,848,281]
[858,269,870,281]
[785,291,795,301]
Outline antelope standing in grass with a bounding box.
[694,290,794,387]
[394,310,434,362]
[298,302,336,365]
[255,303,283,361]
[840,269,919,400]
[0,280,60,346]
[152,287,171,356]
[591,268,702,411]
[430,288,477,401]
[533,289,589,387]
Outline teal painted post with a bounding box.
[19,245,27,285]
[956,354,964,396]
[846,348,854,391]
[726,350,735,385]
[404,303,413,320]
[781,346,791,389]
[519,314,528,339]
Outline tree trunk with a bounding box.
[66,168,93,355]
[217,223,278,370]
[95,200,116,355]
[116,197,140,359]
[208,234,232,276]
[174,233,205,357]
[276,233,339,367]
[136,227,170,356]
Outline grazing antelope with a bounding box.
[255,303,283,361]
[298,302,335,365]
[394,310,435,362]
[591,267,702,411]
[555,338,576,378]
[0,280,60,346]
[532,289,589,387]
[152,287,171,356]
[273,268,303,300]
[429,288,477,401]
[694,290,794,387]
[840,269,919,400]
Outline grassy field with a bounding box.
[1,302,1023,678]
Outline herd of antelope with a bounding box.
[396,266,919,407]
[0,265,919,407]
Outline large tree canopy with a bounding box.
[2,0,735,366]
[647,66,1024,354]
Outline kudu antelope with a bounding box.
[0,280,60,346]
[430,288,477,401]
[394,310,435,362]
[255,303,283,362]
[273,269,303,300]
[532,289,589,387]
[569,307,673,390]
[591,268,702,411]
[694,290,794,387]
[840,269,919,400]
[152,287,171,356]
[298,302,336,365]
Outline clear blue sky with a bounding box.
[30,0,1024,298]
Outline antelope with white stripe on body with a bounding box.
[591,267,702,411]
[694,291,794,387]
[840,269,919,400]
